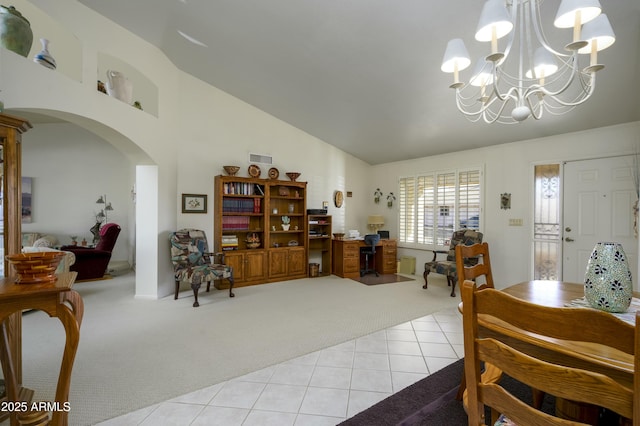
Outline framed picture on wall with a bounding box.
[182,193,207,213]
[22,177,32,223]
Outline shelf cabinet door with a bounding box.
[223,250,266,284]
[268,247,306,278]
[268,249,288,278]
[224,252,245,282]
[287,247,306,276]
[245,250,267,281]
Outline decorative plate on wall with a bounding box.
[268,167,279,179]
[248,164,261,178]
[334,190,344,208]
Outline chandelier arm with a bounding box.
[528,72,596,107]
[472,81,524,122]
[454,88,515,124]
[500,0,519,63]
[530,0,570,58]
[526,95,544,120]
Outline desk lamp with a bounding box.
[367,215,385,232]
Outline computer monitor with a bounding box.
[377,230,389,239]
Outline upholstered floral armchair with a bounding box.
[423,229,483,297]
[170,229,234,307]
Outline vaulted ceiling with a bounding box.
[77,0,640,165]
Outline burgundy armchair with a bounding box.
[61,223,121,281]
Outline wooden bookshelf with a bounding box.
[214,175,307,286]
[308,214,332,276]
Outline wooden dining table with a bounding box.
[0,271,82,426]
[479,280,638,423]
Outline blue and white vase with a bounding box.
[33,38,56,69]
[584,242,633,313]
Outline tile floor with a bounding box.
[98,306,463,426]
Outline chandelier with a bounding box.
[441,0,615,124]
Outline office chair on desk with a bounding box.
[360,234,381,277]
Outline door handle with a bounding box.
[565,237,574,242]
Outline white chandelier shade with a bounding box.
[441,0,615,124]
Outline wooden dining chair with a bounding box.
[455,242,502,402]
[455,242,493,290]
[461,280,639,426]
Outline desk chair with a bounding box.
[461,280,639,426]
[360,234,381,277]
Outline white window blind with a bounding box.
[458,170,481,230]
[399,167,482,246]
[399,177,416,243]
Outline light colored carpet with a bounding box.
[19,271,459,425]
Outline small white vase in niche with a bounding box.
[281,224,290,231]
[106,70,134,104]
[33,38,56,69]
[584,242,633,313]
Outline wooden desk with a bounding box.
[332,239,397,279]
[481,280,637,423]
[0,272,82,426]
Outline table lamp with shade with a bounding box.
[367,215,385,232]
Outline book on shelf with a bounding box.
[222,216,250,230]
[223,198,260,213]
[223,181,264,196]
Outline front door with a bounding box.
[562,156,638,285]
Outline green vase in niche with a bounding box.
[584,242,633,313]
[0,5,33,57]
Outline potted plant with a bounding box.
[374,188,383,203]
[70,235,78,246]
[281,215,291,231]
[387,192,396,208]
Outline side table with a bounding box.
[0,272,82,426]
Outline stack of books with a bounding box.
[221,235,238,251]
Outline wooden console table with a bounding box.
[0,272,82,426]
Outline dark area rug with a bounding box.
[355,274,415,286]
[340,358,556,426]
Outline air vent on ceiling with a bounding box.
[249,153,273,165]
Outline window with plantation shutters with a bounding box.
[399,167,482,247]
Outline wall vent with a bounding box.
[249,153,273,165]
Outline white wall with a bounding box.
[21,123,133,263]
[370,121,640,289]
[174,74,371,244]
[6,1,639,298]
